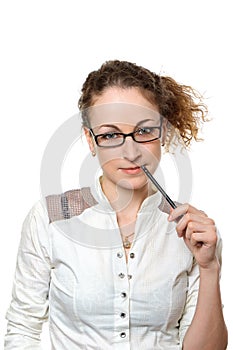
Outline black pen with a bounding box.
[141,165,177,210]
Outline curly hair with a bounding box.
[78,60,208,150]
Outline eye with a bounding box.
[136,127,154,135]
[100,132,120,140]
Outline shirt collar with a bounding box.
[90,176,163,215]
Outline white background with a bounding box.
[0,0,232,348]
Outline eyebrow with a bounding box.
[96,119,157,132]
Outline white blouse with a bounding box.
[5,178,222,349]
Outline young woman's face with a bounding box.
[85,87,166,191]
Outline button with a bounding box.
[120,332,126,338]
[130,252,135,259]
[121,292,127,298]
[117,252,123,258]
[118,273,125,279]
[128,274,132,280]
[120,312,126,318]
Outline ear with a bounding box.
[84,127,96,154]
[161,119,168,146]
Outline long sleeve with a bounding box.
[178,232,223,344]
[5,201,51,349]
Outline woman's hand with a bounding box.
[168,204,218,269]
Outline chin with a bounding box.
[116,177,148,191]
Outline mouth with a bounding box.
[119,166,142,175]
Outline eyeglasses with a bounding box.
[89,118,163,148]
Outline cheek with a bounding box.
[142,143,162,166]
[96,142,162,170]
[97,148,120,167]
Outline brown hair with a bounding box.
[78,60,208,149]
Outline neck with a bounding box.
[100,176,154,216]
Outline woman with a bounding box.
[5,60,228,349]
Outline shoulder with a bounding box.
[23,199,49,228]
[22,186,97,238]
[45,187,97,223]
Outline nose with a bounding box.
[121,136,142,164]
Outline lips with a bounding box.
[119,166,141,175]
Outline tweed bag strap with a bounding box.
[46,185,178,223]
[46,187,98,223]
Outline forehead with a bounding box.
[87,103,160,128]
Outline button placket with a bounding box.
[114,249,130,343]
[127,251,135,284]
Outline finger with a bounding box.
[199,210,208,217]
[168,203,208,222]
[184,221,217,240]
[176,214,215,237]
[187,229,217,247]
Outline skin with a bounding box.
[84,87,164,254]
[170,204,228,349]
[84,87,228,349]
[85,88,164,194]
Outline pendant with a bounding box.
[123,238,131,249]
